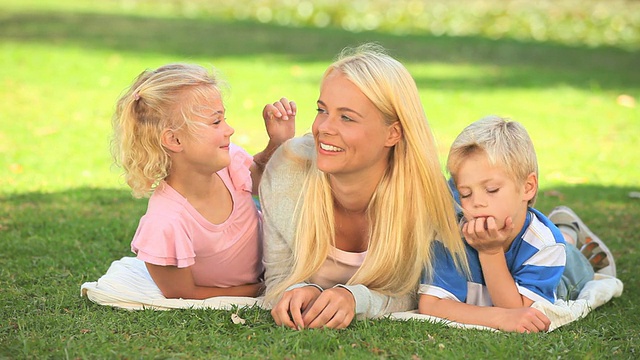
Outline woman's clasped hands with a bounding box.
[271,286,356,330]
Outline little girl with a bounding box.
[111,63,295,299]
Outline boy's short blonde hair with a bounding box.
[447,115,539,206]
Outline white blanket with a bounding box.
[81,257,623,332]
[81,257,262,310]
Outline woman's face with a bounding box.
[312,70,400,179]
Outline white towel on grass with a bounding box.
[81,257,623,332]
[81,257,262,310]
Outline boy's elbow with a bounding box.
[418,294,440,315]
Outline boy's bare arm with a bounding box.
[478,252,534,308]
[418,294,549,333]
[464,216,533,308]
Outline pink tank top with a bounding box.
[309,247,367,289]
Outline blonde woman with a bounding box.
[259,44,468,329]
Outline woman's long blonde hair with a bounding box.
[268,44,468,301]
[111,63,225,198]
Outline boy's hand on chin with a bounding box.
[463,216,514,254]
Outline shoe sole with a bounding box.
[548,206,616,277]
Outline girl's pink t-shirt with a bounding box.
[131,144,263,288]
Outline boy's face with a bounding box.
[454,151,534,230]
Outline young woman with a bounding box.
[259,44,468,329]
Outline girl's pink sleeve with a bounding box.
[227,143,253,192]
[130,215,196,268]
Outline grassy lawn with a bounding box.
[1,1,639,358]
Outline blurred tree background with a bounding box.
[122,0,640,50]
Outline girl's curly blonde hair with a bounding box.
[111,63,226,198]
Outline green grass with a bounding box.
[1,1,639,358]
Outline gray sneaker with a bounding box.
[548,206,616,277]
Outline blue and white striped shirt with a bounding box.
[420,208,566,305]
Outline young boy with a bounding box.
[418,116,616,333]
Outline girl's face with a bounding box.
[455,151,532,230]
[176,87,235,174]
[312,70,400,179]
